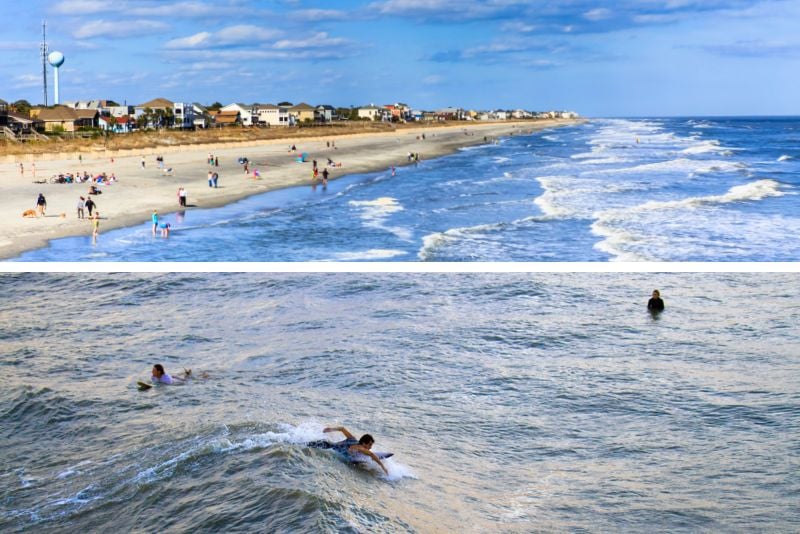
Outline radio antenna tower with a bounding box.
[41,20,49,107]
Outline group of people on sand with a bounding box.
[146,363,390,475]
[45,170,117,184]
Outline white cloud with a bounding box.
[273,32,348,50]
[74,19,169,39]
[53,0,115,15]
[165,25,283,49]
[291,9,349,21]
[128,1,220,17]
[583,8,612,21]
[165,32,213,49]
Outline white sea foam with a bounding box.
[348,197,412,240]
[591,179,787,261]
[590,158,746,177]
[681,140,727,155]
[326,249,408,261]
[778,154,792,162]
[541,135,560,142]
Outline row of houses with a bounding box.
[1,96,579,137]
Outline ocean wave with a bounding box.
[348,197,411,240]
[777,154,793,162]
[590,158,747,177]
[325,249,408,261]
[591,179,787,261]
[681,140,734,155]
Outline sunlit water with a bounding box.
[2,273,799,532]
[12,117,800,261]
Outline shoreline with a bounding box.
[1,119,582,260]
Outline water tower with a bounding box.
[48,51,65,105]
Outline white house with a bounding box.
[315,105,337,122]
[173,101,196,129]
[221,103,255,126]
[255,104,292,126]
[357,104,383,121]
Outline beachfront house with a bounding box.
[74,109,99,129]
[221,103,255,126]
[214,110,241,127]
[99,115,134,133]
[436,107,465,121]
[255,104,291,127]
[192,103,210,128]
[134,98,174,128]
[172,102,196,129]
[357,104,385,121]
[314,105,337,123]
[289,102,316,124]
[37,106,80,133]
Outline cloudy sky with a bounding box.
[1,0,798,116]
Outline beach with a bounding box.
[0,120,575,260]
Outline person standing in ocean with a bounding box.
[648,290,665,312]
[151,210,159,235]
[91,211,100,243]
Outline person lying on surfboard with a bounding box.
[308,426,389,475]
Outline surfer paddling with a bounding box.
[138,364,205,390]
[308,426,389,475]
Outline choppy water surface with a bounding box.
[2,273,799,532]
[12,117,800,261]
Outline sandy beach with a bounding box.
[0,119,577,260]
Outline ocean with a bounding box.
[1,273,798,532]
[11,117,800,262]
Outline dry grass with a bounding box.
[0,120,497,157]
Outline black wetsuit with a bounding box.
[308,438,358,456]
[648,297,665,312]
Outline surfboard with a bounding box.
[137,381,152,391]
[349,452,393,464]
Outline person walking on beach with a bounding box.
[141,156,146,169]
[84,197,96,217]
[152,210,159,236]
[177,187,186,207]
[77,196,86,219]
[244,161,249,174]
[208,170,213,187]
[212,172,219,188]
[19,163,24,177]
[214,156,219,167]
[36,193,47,217]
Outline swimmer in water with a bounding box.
[308,426,389,475]
[647,289,665,312]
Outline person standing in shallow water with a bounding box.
[648,289,665,312]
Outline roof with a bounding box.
[74,109,99,119]
[7,111,37,124]
[255,103,279,110]
[215,110,240,124]
[38,106,79,122]
[290,102,315,111]
[137,98,174,109]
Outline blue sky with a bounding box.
[1,0,798,116]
